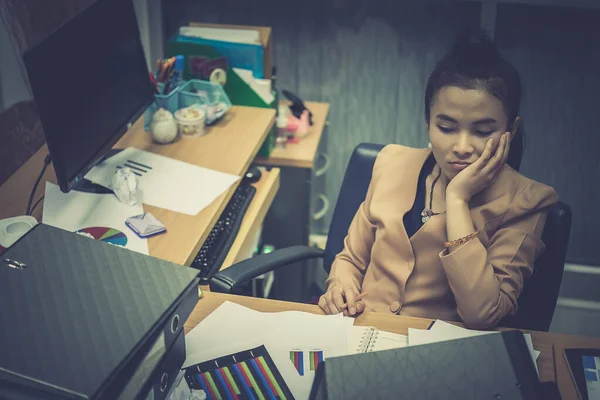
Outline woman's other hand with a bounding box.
[318,284,366,316]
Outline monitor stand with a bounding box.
[72,149,123,194]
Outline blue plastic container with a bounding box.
[178,80,231,125]
[143,82,183,131]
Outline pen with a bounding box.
[158,58,174,82]
[148,72,159,93]
[154,59,163,80]
[342,292,369,309]
[163,59,175,82]
[163,56,184,95]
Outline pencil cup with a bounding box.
[143,82,183,131]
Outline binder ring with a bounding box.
[171,314,180,334]
[160,372,169,392]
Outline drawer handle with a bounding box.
[313,194,330,221]
[315,153,331,177]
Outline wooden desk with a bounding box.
[186,292,600,398]
[0,106,277,267]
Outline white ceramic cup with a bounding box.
[1,216,37,248]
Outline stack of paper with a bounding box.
[185,302,348,400]
[186,307,544,399]
[408,320,541,376]
[233,68,274,105]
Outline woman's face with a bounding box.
[428,86,517,181]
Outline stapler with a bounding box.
[282,89,314,126]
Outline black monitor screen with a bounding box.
[23,0,155,193]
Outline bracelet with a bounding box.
[444,231,479,249]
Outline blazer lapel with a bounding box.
[388,148,434,285]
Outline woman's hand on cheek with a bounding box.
[446,132,510,204]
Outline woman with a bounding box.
[318,33,559,329]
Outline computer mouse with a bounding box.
[244,166,262,184]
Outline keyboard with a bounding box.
[192,181,256,284]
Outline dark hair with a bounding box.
[425,31,524,170]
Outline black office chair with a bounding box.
[211,143,572,332]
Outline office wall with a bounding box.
[0,11,31,113]
[495,4,600,265]
[133,0,164,68]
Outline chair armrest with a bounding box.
[209,245,324,293]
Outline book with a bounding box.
[183,345,295,400]
[175,34,264,80]
[346,325,408,354]
[179,26,261,45]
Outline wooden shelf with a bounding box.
[254,101,330,169]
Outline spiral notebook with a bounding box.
[347,326,408,354]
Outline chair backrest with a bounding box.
[499,202,572,331]
[323,143,384,272]
[323,142,571,331]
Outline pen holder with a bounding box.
[143,82,183,131]
[179,80,231,125]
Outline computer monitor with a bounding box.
[23,0,156,193]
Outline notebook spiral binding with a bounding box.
[357,327,379,353]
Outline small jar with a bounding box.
[174,106,206,138]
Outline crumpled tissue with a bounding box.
[111,167,139,205]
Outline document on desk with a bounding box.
[85,148,240,215]
[408,320,541,376]
[184,301,348,400]
[42,182,148,255]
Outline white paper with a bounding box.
[42,182,148,255]
[233,68,274,105]
[372,330,409,351]
[85,148,240,215]
[184,301,348,400]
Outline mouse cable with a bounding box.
[26,155,52,216]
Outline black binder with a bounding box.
[0,223,200,399]
[309,330,544,400]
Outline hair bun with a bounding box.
[450,29,500,69]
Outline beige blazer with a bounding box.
[326,144,559,328]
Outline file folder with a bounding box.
[309,330,544,400]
